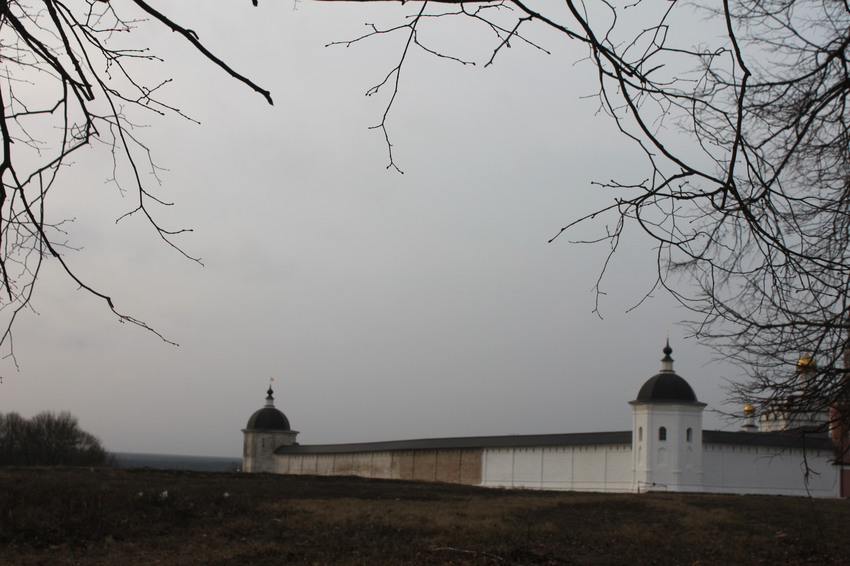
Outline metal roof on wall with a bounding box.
[274,430,835,455]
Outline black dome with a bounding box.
[246,407,290,430]
[636,372,698,403]
[634,341,699,403]
[245,386,291,430]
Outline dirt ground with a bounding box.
[1,467,848,565]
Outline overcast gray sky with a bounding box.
[0,1,744,457]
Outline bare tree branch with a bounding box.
[314,0,850,432]
[0,1,272,358]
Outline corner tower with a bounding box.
[630,341,706,492]
[242,385,298,473]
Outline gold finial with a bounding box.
[744,404,756,416]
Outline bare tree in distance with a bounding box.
[0,0,271,363]
[0,410,106,465]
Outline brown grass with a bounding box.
[0,467,847,565]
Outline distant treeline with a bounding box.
[110,453,242,472]
[0,411,106,466]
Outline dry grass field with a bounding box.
[1,467,848,565]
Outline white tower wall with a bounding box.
[243,429,298,473]
[631,402,704,492]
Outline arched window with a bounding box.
[686,428,693,442]
[638,427,643,442]
[659,426,667,441]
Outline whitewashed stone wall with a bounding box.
[480,444,634,492]
[272,449,483,484]
[701,443,838,498]
[259,439,839,497]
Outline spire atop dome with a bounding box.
[661,339,674,372]
[265,378,275,407]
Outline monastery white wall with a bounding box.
[271,449,483,484]
[480,444,634,492]
[259,438,840,497]
[701,443,838,498]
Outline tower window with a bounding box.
[639,427,643,442]
[686,428,693,442]
[659,427,667,441]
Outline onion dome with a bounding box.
[796,352,815,372]
[245,386,291,431]
[635,341,699,403]
[741,403,758,432]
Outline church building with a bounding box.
[243,343,846,498]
